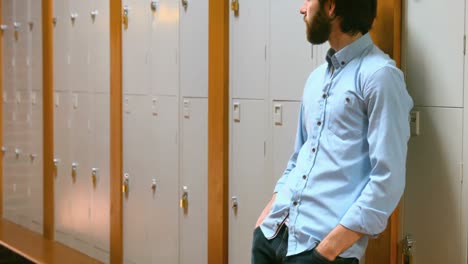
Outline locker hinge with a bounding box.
[464,35,466,55]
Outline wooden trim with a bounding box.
[110,0,123,263]
[208,0,229,263]
[42,0,54,240]
[0,0,3,219]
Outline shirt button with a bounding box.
[341,61,345,65]
[293,201,298,206]
[312,148,316,153]
[322,93,327,99]
[317,121,322,126]
[302,175,307,180]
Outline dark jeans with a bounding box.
[251,225,359,264]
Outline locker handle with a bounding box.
[231,196,239,209]
[90,10,99,22]
[52,17,58,27]
[13,22,21,31]
[123,173,130,194]
[53,158,60,167]
[122,5,129,30]
[151,0,159,11]
[231,0,239,15]
[151,179,157,191]
[1,146,7,154]
[30,154,37,162]
[180,186,189,209]
[70,13,78,24]
[15,148,21,158]
[28,22,34,31]
[181,0,188,9]
[92,168,99,186]
[71,162,79,179]
[402,235,415,264]
[0,25,7,32]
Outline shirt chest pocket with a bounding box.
[327,91,367,139]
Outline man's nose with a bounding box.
[299,3,307,15]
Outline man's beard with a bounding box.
[306,8,332,44]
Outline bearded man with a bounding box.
[251,0,413,263]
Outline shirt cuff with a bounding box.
[339,204,389,237]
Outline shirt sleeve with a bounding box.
[274,102,308,193]
[339,66,413,236]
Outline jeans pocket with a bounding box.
[312,248,335,264]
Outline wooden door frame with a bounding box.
[0,0,3,220]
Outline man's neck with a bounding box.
[328,23,363,51]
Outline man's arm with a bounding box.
[316,66,413,260]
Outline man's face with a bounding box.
[300,0,332,45]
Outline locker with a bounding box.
[269,1,314,101]
[229,99,269,264]
[123,95,152,264]
[230,0,268,99]
[69,0,90,93]
[150,0,178,96]
[69,93,93,255]
[53,0,70,92]
[13,0,27,92]
[88,0,109,94]
[54,92,74,247]
[404,107,463,264]
[30,0,42,92]
[403,0,464,107]
[179,0,208,97]
[271,101,301,190]
[90,93,110,263]
[148,95,179,263]
[122,0,151,95]
[179,97,208,264]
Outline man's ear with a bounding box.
[327,0,336,17]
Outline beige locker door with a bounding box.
[229,99,269,264]
[69,93,93,256]
[29,90,43,234]
[230,0,268,99]
[149,0,178,97]
[13,0,27,93]
[403,108,463,263]
[271,101,301,190]
[53,0,70,92]
[88,0,109,94]
[403,0,464,107]
[122,0,151,95]
[179,0,208,98]
[269,1,314,101]
[123,95,151,264]
[30,0,42,92]
[179,97,208,264]
[90,93,110,263]
[69,0,90,93]
[148,95,179,263]
[54,92,74,247]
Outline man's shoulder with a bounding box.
[360,45,401,78]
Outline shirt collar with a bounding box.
[326,33,373,70]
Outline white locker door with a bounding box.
[30,0,42,92]
[13,0,27,93]
[88,0,109,94]
[69,93,93,256]
[404,108,463,263]
[53,0,70,92]
[122,0,151,95]
[150,0,178,97]
[29,90,43,234]
[230,1,268,99]
[54,92,74,247]
[180,97,208,264]
[270,1,314,101]
[123,95,151,264]
[3,95,17,223]
[179,0,208,98]
[230,99,269,264]
[148,95,179,263]
[69,0,89,93]
[404,0,464,107]
[90,93,110,263]
[271,101,301,189]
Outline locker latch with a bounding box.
[231,196,239,210]
[180,186,189,209]
[1,146,7,155]
[231,0,239,15]
[13,22,21,41]
[402,235,415,264]
[29,154,37,162]
[123,5,129,30]
[92,168,99,186]
[15,148,21,159]
[1,24,8,33]
[181,0,188,10]
[90,10,99,22]
[71,162,79,179]
[28,22,34,31]
[151,0,159,12]
[70,13,78,25]
[151,178,157,192]
[123,173,130,194]
[52,17,58,27]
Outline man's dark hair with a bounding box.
[321,0,377,35]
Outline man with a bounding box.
[251,0,413,263]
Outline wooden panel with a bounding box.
[208,0,229,263]
[42,0,54,240]
[366,1,401,264]
[110,0,123,263]
[0,219,101,263]
[0,0,3,219]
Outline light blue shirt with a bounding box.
[260,34,413,259]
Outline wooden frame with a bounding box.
[208,0,229,263]
[110,0,123,263]
[42,0,54,240]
